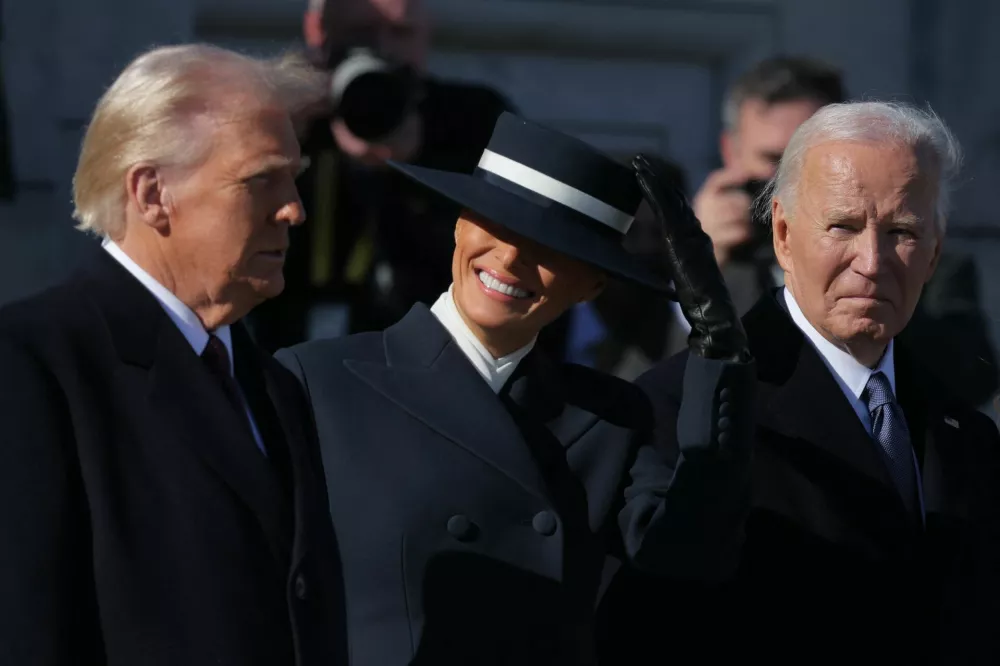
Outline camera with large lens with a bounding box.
[325,48,422,142]
[727,178,772,262]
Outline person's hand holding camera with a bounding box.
[691,167,756,268]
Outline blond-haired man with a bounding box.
[0,44,345,666]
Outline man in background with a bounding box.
[248,0,513,351]
[695,56,846,311]
[564,57,846,379]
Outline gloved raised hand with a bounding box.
[633,154,751,363]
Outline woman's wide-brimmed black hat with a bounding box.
[388,112,672,295]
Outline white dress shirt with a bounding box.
[430,286,536,394]
[103,241,266,453]
[784,287,896,433]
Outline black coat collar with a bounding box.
[346,303,584,502]
[78,246,166,368]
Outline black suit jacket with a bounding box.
[596,290,1000,665]
[0,249,346,666]
[276,303,756,665]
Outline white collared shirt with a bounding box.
[430,286,536,394]
[783,287,896,433]
[103,240,265,453]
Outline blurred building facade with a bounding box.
[2,0,999,350]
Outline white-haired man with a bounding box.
[0,45,345,666]
[597,102,1000,664]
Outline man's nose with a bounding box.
[852,226,889,277]
[276,192,306,227]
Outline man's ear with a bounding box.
[772,197,793,275]
[125,164,170,233]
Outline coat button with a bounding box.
[719,388,731,401]
[447,515,479,542]
[294,573,308,601]
[532,511,558,536]
[718,417,731,431]
[718,401,731,416]
[718,431,731,446]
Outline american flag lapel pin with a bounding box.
[944,416,960,429]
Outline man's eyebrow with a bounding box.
[889,213,922,227]
[823,207,863,222]
[247,156,310,178]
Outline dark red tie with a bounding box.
[201,335,254,436]
[202,334,293,499]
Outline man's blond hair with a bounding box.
[72,44,325,239]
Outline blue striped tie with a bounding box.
[863,372,919,515]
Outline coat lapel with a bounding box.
[82,250,291,570]
[147,330,290,564]
[745,292,905,499]
[895,348,971,523]
[344,304,553,503]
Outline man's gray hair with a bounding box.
[761,101,962,233]
[73,44,326,239]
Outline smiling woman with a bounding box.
[273,112,757,666]
[450,210,607,358]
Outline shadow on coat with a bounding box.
[411,551,597,666]
[595,508,938,666]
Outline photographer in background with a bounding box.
[695,56,845,312]
[248,0,512,351]
[560,59,847,378]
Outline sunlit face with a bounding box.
[451,211,606,355]
[773,140,942,352]
[724,98,825,181]
[161,97,306,317]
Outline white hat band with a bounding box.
[477,149,634,234]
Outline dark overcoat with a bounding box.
[0,249,347,666]
[277,303,756,665]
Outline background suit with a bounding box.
[596,291,1000,665]
[0,248,346,666]
[276,302,755,665]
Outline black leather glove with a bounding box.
[633,154,751,362]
